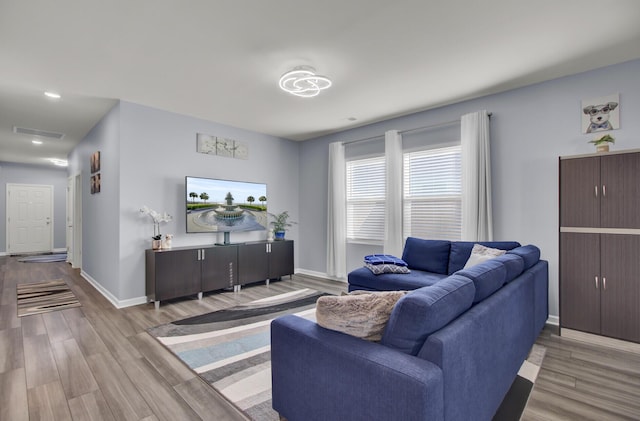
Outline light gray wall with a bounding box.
[118,101,300,301]
[68,102,121,297]
[298,58,640,320]
[70,100,300,303]
[0,161,68,253]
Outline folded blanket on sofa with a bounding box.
[365,263,410,275]
[364,254,408,267]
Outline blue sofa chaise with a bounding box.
[271,238,548,421]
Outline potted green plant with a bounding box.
[269,211,296,240]
[589,134,615,153]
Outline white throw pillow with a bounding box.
[463,244,506,269]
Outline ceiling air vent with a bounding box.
[13,126,65,140]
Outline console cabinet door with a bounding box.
[238,243,269,285]
[201,246,238,292]
[269,240,294,279]
[560,157,600,228]
[600,152,640,229]
[600,234,640,342]
[154,249,201,301]
[560,233,600,334]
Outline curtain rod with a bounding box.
[341,112,492,146]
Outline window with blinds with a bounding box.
[346,156,385,243]
[403,145,462,240]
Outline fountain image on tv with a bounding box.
[186,176,267,244]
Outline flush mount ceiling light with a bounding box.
[44,91,61,99]
[32,139,43,145]
[279,66,332,98]
[48,158,68,167]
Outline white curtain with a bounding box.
[327,142,347,278]
[461,110,493,241]
[384,130,404,256]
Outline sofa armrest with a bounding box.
[271,315,444,421]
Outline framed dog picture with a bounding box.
[581,93,620,134]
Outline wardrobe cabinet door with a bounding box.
[600,152,640,229]
[560,233,600,334]
[560,157,600,228]
[600,235,640,342]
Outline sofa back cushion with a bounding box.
[401,237,451,274]
[456,259,507,303]
[492,254,525,284]
[381,274,475,355]
[507,245,541,270]
[448,241,521,274]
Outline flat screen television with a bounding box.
[185,176,267,244]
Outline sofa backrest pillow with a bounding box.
[506,245,541,270]
[492,253,525,284]
[381,274,475,355]
[456,259,507,303]
[447,241,521,275]
[401,237,451,274]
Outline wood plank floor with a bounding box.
[1,256,639,420]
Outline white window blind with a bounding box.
[346,156,385,243]
[403,145,462,240]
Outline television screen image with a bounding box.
[186,176,267,234]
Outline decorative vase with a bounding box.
[152,239,162,250]
[274,230,285,240]
[267,229,274,242]
[596,144,610,153]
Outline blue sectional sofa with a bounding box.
[271,238,548,421]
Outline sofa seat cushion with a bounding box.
[456,259,507,303]
[492,254,525,283]
[348,267,447,292]
[381,275,475,355]
[448,241,521,275]
[507,245,541,270]
[401,238,451,274]
[316,290,407,341]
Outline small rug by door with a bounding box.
[149,289,546,421]
[148,288,328,420]
[16,279,81,317]
[17,253,67,263]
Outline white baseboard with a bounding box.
[295,268,347,283]
[80,270,148,309]
[547,315,559,326]
[53,247,67,253]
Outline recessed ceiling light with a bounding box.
[44,91,61,99]
[48,158,68,167]
[32,139,43,145]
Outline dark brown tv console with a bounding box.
[145,240,294,308]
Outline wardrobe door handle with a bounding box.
[602,185,606,197]
[595,185,598,197]
[197,249,201,261]
[202,249,206,260]
[603,277,606,290]
[595,276,598,289]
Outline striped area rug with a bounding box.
[148,288,328,420]
[149,288,545,421]
[16,279,81,317]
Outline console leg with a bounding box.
[154,301,160,310]
[197,292,203,300]
[266,279,270,286]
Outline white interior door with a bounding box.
[66,176,74,263]
[6,183,53,254]
[72,174,82,268]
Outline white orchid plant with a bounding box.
[139,205,173,240]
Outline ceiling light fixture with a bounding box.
[48,158,68,167]
[32,139,43,145]
[279,66,332,98]
[44,91,61,99]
